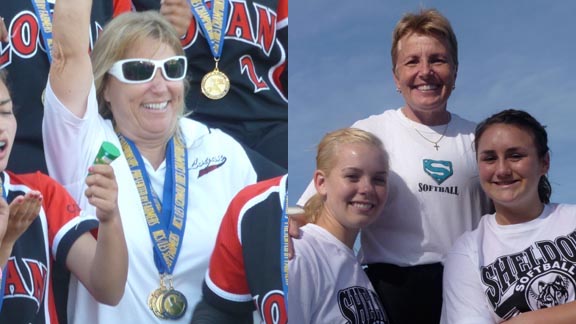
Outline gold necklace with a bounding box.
[413,123,449,151]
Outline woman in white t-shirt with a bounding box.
[443,109,576,324]
[289,128,390,324]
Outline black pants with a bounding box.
[365,263,443,324]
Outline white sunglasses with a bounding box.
[107,56,187,84]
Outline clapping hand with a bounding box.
[3,191,43,245]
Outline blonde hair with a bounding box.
[304,128,389,223]
[91,11,188,120]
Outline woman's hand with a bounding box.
[3,191,43,244]
[0,198,8,248]
[287,207,306,259]
[85,164,119,223]
[0,191,42,266]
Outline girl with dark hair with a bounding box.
[443,109,576,323]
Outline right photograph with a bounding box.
[288,1,576,324]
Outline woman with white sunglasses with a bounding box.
[42,1,282,323]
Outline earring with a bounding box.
[452,85,456,90]
[396,88,401,93]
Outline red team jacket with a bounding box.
[204,175,287,323]
[0,172,99,324]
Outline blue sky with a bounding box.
[289,0,576,206]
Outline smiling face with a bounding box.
[104,37,184,144]
[477,124,549,215]
[394,33,457,121]
[0,78,16,172]
[315,142,389,234]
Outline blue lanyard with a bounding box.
[30,0,54,63]
[280,180,288,307]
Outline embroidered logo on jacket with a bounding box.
[190,155,227,178]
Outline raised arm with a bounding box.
[159,0,193,38]
[50,0,94,117]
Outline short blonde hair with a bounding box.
[304,128,389,223]
[391,8,458,73]
[91,11,188,119]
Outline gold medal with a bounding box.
[161,289,188,319]
[201,58,229,100]
[148,288,167,319]
[155,290,168,319]
[201,69,230,100]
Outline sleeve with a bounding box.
[441,236,495,324]
[288,238,316,324]
[277,0,288,24]
[113,0,133,16]
[42,80,108,202]
[190,298,253,324]
[202,189,254,314]
[39,173,99,267]
[130,0,160,11]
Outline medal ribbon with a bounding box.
[30,0,54,62]
[281,185,288,309]
[0,172,5,199]
[118,130,188,275]
[0,173,5,312]
[188,0,229,59]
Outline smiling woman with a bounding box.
[442,109,576,324]
[289,128,391,324]
[295,8,491,324]
[476,119,550,224]
[41,0,283,323]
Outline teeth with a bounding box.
[351,202,373,211]
[0,141,5,148]
[143,101,168,110]
[495,180,516,185]
[417,84,439,91]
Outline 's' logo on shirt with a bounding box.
[423,159,453,185]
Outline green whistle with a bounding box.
[93,141,121,165]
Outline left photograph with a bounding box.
[0,0,287,323]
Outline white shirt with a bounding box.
[442,204,576,324]
[43,81,259,323]
[298,108,490,266]
[289,224,389,324]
